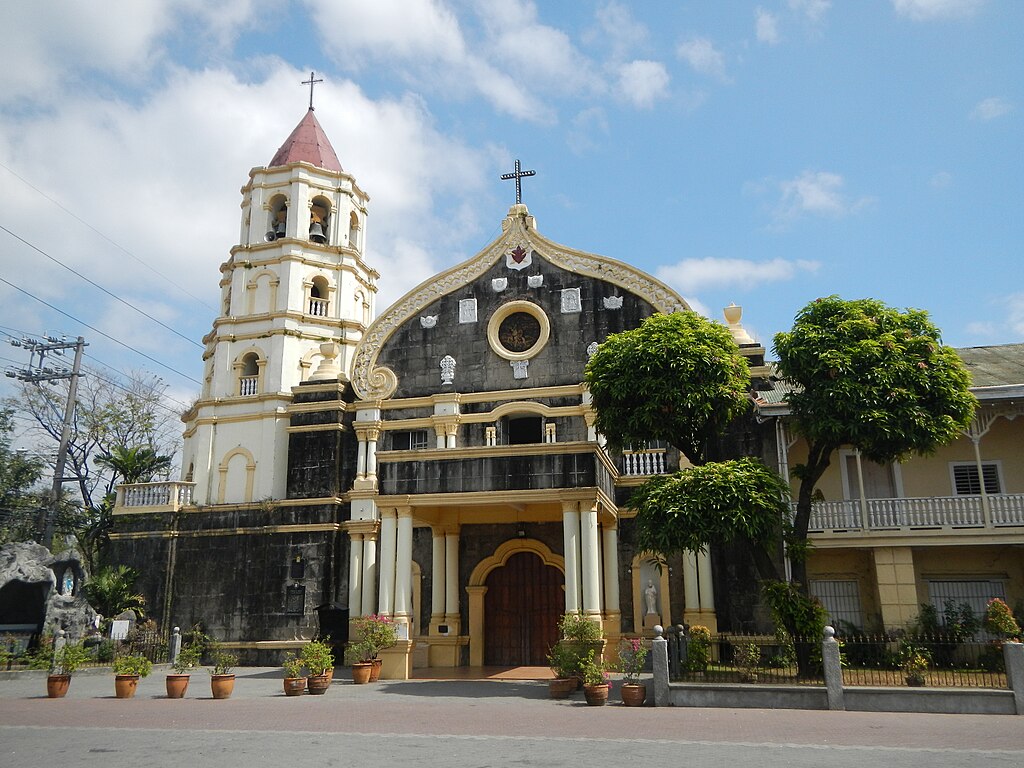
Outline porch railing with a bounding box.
[115,481,195,512]
[805,494,1024,532]
[620,449,668,477]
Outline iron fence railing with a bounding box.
[665,627,824,685]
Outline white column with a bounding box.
[581,503,601,617]
[446,427,457,449]
[365,430,379,479]
[435,428,446,449]
[431,529,445,625]
[444,530,460,624]
[361,534,377,616]
[697,550,715,612]
[356,439,367,479]
[562,503,581,613]
[683,550,699,613]
[602,523,620,619]
[348,532,363,618]
[378,509,397,616]
[394,508,413,621]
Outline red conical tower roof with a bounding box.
[269,109,343,172]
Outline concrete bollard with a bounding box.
[169,626,182,665]
[652,625,670,707]
[51,629,67,673]
[1004,641,1024,715]
[821,625,845,711]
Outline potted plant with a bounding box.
[343,640,375,684]
[112,654,153,698]
[166,644,200,698]
[209,648,238,699]
[300,639,334,694]
[352,615,398,681]
[579,649,610,706]
[44,642,91,698]
[546,641,582,699]
[282,652,306,696]
[616,638,648,706]
[901,642,930,687]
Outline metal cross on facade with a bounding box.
[500,159,536,205]
[302,71,324,111]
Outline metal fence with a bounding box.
[664,627,1008,690]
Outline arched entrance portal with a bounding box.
[484,551,561,666]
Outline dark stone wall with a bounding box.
[376,252,656,399]
[286,382,359,500]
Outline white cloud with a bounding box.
[656,257,820,293]
[771,170,873,221]
[676,37,730,82]
[788,0,831,24]
[755,8,781,45]
[592,2,649,61]
[567,107,610,155]
[930,171,953,189]
[616,61,670,108]
[970,97,1012,121]
[892,0,985,21]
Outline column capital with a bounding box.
[561,501,580,515]
[396,505,413,519]
[343,519,379,536]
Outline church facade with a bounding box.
[110,109,1024,674]
[109,109,770,674]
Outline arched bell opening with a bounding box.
[309,196,332,245]
[266,194,288,241]
[309,275,330,317]
[348,210,361,250]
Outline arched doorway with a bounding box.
[484,551,561,666]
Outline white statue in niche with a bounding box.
[644,579,659,615]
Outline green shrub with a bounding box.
[112,654,153,678]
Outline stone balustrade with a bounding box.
[114,481,195,513]
[805,493,1024,533]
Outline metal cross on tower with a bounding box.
[500,159,536,205]
[302,71,324,111]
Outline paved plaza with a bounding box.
[3,668,1023,768]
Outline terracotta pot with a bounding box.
[307,673,331,695]
[47,674,71,699]
[351,663,373,685]
[548,678,576,699]
[165,674,190,699]
[906,675,926,687]
[115,674,140,699]
[283,677,307,696]
[210,673,235,699]
[325,667,334,683]
[583,683,609,706]
[369,658,383,682]
[620,683,646,707]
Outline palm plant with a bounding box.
[83,564,146,621]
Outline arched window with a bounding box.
[309,276,330,317]
[267,194,288,241]
[348,211,360,250]
[239,352,261,396]
[310,196,331,244]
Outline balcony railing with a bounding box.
[239,375,258,396]
[308,297,329,316]
[805,494,1024,533]
[114,481,195,513]
[620,449,668,477]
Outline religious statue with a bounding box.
[644,579,658,615]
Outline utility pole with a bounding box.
[5,334,87,549]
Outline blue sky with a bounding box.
[0,0,1020,426]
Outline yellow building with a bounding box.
[756,343,1024,631]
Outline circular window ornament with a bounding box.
[487,300,551,361]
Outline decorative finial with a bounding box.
[302,71,324,111]
[500,159,536,205]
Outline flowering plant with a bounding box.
[984,598,1021,640]
[616,638,648,684]
[351,614,398,659]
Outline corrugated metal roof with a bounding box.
[269,109,343,172]
[955,343,1024,388]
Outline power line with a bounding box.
[0,275,201,386]
[0,223,204,350]
[0,161,218,313]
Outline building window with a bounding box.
[950,462,1002,495]
[392,430,429,451]
[841,451,900,500]
[809,579,863,631]
[927,579,1006,623]
[507,415,543,445]
[239,353,260,396]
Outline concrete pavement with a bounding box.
[3,667,1023,767]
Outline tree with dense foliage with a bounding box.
[0,407,46,545]
[585,311,751,466]
[774,296,976,589]
[82,564,146,622]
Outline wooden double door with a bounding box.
[484,551,562,666]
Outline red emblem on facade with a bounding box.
[510,246,528,264]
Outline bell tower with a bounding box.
[181,107,377,505]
